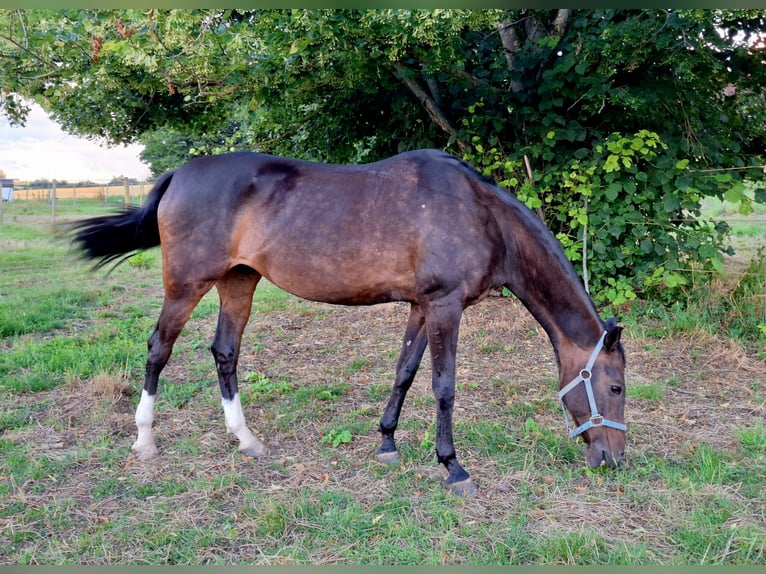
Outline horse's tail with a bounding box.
[70,170,175,269]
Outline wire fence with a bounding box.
[7,180,152,205]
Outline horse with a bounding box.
[70,149,627,496]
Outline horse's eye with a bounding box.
[610,385,623,395]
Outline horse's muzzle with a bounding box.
[585,444,626,469]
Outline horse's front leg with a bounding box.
[424,295,477,496]
[375,304,428,464]
[212,268,267,458]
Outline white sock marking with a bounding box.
[132,390,157,456]
[222,393,245,434]
[222,393,264,455]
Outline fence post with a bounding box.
[123,179,130,206]
[51,180,57,222]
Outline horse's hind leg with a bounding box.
[133,284,212,460]
[211,266,266,458]
[375,304,428,465]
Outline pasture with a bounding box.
[10,183,149,203]
[0,199,764,565]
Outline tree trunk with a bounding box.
[497,20,524,93]
[497,10,571,93]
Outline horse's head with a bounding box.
[558,319,626,468]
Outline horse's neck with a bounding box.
[498,205,603,351]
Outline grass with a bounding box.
[628,252,765,347]
[627,194,765,347]
[627,380,676,402]
[1,198,765,565]
[736,420,766,456]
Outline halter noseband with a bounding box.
[558,331,628,438]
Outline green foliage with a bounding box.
[126,250,155,270]
[320,428,353,448]
[243,371,293,399]
[631,246,765,345]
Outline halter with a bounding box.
[558,331,628,438]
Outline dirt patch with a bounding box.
[2,293,764,564]
[11,294,764,470]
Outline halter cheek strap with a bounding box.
[558,331,628,438]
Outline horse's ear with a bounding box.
[604,318,623,352]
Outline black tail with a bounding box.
[70,170,175,269]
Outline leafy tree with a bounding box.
[2,9,764,306]
[138,127,195,177]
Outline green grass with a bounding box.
[628,247,765,345]
[345,358,370,374]
[1,199,764,565]
[0,311,153,393]
[0,224,107,337]
[736,420,766,456]
[627,381,666,402]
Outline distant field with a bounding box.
[9,182,152,203]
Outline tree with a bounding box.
[138,127,195,177]
[2,9,764,305]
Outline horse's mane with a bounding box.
[446,154,500,188]
[443,150,605,345]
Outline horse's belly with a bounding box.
[239,246,417,305]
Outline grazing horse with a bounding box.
[71,149,627,495]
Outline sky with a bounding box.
[0,102,152,183]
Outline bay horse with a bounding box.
[71,149,627,496]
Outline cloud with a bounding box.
[0,103,151,182]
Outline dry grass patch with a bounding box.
[2,293,764,564]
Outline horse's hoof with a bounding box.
[132,444,159,461]
[374,449,401,465]
[239,443,268,458]
[446,477,478,497]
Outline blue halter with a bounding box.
[558,331,628,438]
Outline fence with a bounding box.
[12,181,151,205]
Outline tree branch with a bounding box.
[440,67,491,89]
[393,62,466,151]
[424,74,443,109]
[0,31,58,71]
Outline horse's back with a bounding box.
[156,149,507,305]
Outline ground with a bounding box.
[2,286,764,563]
